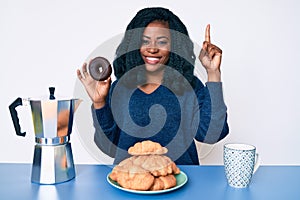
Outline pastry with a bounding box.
[109,140,180,191]
[150,175,177,191]
[88,56,112,81]
[128,140,168,155]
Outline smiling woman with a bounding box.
[77,7,229,165]
[139,20,171,93]
[140,21,171,66]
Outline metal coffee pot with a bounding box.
[9,87,82,184]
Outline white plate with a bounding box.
[107,171,188,194]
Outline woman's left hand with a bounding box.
[199,24,222,82]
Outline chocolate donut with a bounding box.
[88,56,112,81]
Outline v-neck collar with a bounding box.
[136,84,162,95]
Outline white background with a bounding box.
[1,0,299,165]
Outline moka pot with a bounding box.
[9,87,82,184]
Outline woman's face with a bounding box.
[140,21,171,74]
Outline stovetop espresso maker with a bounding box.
[9,87,81,184]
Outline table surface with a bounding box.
[0,163,300,200]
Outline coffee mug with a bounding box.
[223,143,260,188]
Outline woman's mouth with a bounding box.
[145,56,161,65]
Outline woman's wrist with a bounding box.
[93,101,106,109]
[207,69,221,82]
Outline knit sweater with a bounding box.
[92,78,229,165]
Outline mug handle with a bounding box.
[253,153,260,174]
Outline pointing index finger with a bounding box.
[205,24,211,43]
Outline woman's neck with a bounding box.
[138,83,160,94]
[147,66,164,82]
[138,70,164,94]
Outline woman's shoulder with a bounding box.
[191,76,205,91]
[110,79,134,95]
[110,79,122,91]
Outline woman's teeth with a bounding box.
[145,57,161,64]
[146,57,160,61]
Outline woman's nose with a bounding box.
[146,46,159,53]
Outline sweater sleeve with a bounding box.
[92,82,120,158]
[194,81,229,144]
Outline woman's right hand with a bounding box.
[77,62,111,109]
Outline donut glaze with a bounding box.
[88,56,112,81]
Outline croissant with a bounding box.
[128,140,168,155]
[150,175,177,191]
[109,141,180,191]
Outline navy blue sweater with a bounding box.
[92,78,229,165]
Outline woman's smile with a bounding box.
[144,56,162,65]
[140,21,171,73]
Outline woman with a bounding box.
[77,7,229,165]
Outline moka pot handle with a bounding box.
[9,97,26,137]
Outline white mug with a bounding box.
[223,143,260,188]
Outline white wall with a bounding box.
[1,0,299,165]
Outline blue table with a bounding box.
[0,164,299,200]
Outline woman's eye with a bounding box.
[141,39,150,45]
[157,40,168,46]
